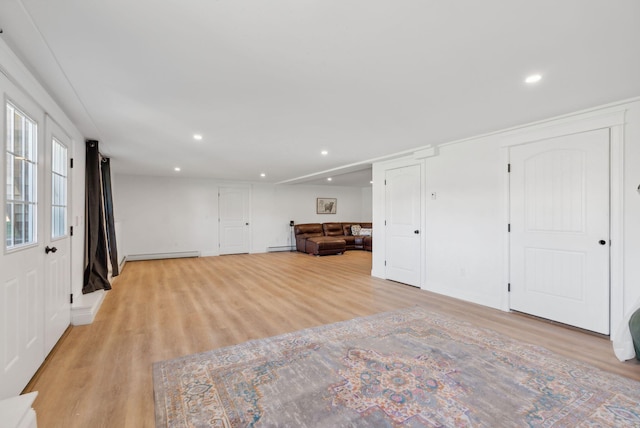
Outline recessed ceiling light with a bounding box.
[321,150,328,156]
[260,173,266,177]
[174,167,181,172]
[193,134,203,140]
[327,177,332,181]
[525,74,542,84]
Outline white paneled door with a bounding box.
[1,86,45,399]
[219,186,251,255]
[1,80,72,398]
[509,129,610,334]
[44,117,71,355]
[385,164,422,287]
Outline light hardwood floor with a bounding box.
[25,251,640,427]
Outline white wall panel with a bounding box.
[422,138,505,308]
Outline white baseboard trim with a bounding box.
[71,290,106,326]
[126,251,201,261]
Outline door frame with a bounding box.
[500,106,626,334]
[373,150,435,288]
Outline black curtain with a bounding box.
[83,140,117,294]
[101,158,119,276]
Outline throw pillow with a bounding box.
[351,225,362,236]
[359,228,372,236]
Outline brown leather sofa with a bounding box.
[294,222,372,255]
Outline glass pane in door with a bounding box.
[51,138,67,239]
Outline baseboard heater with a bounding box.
[267,246,295,253]
[126,251,201,261]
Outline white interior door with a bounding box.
[385,165,421,287]
[509,129,610,334]
[1,87,45,399]
[219,186,250,255]
[43,117,71,355]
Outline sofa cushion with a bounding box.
[294,223,323,235]
[322,222,344,236]
[351,225,362,236]
[305,236,346,256]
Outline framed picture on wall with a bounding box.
[317,198,337,214]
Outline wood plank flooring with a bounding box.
[24,251,640,427]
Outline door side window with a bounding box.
[5,102,38,249]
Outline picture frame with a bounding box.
[317,198,337,214]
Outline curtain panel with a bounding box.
[101,158,119,277]
[83,140,119,294]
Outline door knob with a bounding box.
[414,230,420,234]
[599,240,607,245]
[45,246,58,254]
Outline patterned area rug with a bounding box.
[153,307,640,427]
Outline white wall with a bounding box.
[373,99,640,325]
[423,138,505,308]
[113,175,370,257]
[113,176,218,256]
[361,187,373,222]
[0,39,86,300]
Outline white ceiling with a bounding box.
[1,0,639,187]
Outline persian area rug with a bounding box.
[152,307,640,427]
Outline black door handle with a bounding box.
[414,230,420,234]
[45,246,57,254]
[599,240,607,245]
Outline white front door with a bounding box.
[43,117,71,355]
[219,186,250,255]
[1,87,45,398]
[509,128,610,334]
[385,164,421,287]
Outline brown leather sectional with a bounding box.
[294,222,372,256]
